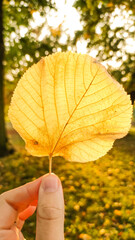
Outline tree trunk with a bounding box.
[0,0,7,157]
[130,91,135,105]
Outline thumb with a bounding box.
[36,174,64,240]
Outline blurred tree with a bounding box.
[73,0,135,104]
[0,0,7,156]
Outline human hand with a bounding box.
[0,174,64,240]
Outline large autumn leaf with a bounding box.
[9,52,132,163]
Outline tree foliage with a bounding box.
[73,0,135,100]
[3,0,68,102]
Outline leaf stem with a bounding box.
[49,155,52,174]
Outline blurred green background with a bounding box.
[0,0,135,239]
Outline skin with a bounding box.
[0,174,64,240]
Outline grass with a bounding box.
[0,123,135,240]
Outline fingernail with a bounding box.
[42,174,59,192]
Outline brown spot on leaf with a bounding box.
[33,140,38,145]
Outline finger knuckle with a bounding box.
[38,206,63,220]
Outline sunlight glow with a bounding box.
[47,0,82,38]
[18,0,135,69]
[30,11,45,28]
[20,26,28,37]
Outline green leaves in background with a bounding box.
[73,0,135,97]
[0,131,135,240]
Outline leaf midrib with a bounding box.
[50,65,100,157]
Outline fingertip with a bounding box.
[41,174,61,193]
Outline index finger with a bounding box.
[0,176,42,230]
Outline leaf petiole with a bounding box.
[49,155,52,174]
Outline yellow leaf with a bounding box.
[99,229,106,235]
[114,209,122,216]
[91,186,96,191]
[79,233,91,240]
[105,203,110,209]
[74,204,80,211]
[82,211,86,216]
[9,52,132,162]
[104,218,111,226]
[118,224,124,229]
[107,2,114,7]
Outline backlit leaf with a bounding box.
[8,52,132,162]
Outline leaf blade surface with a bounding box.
[9,52,132,162]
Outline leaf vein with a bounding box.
[64,52,71,115]
[78,141,103,154]
[20,82,42,108]
[91,76,108,86]
[83,55,87,90]
[17,90,44,121]
[25,76,40,97]
[54,59,60,130]
[74,54,80,105]
[9,112,32,140]
[56,137,111,154]
[29,69,39,85]
[84,82,113,99]
[51,65,100,156]
[13,101,42,132]
[62,105,131,139]
[66,149,88,162]
[77,87,120,111]
[70,99,129,124]
[40,60,51,146]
